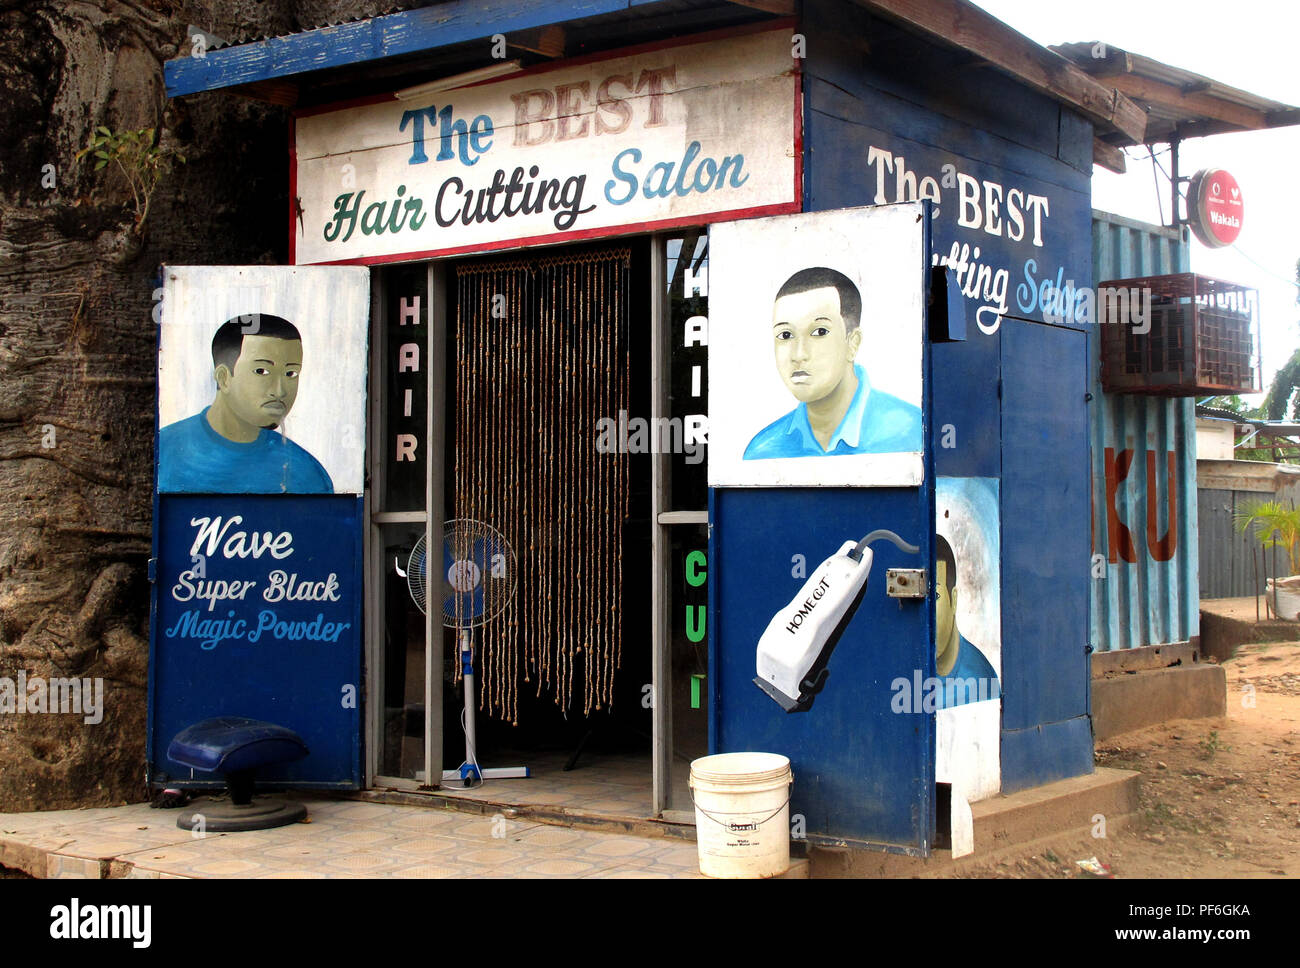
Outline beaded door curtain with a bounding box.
[451,246,632,725]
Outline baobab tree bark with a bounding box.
[0,0,418,811]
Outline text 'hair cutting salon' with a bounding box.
[148,0,1289,860]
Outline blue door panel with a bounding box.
[999,320,1092,786]
[711,486,933,850]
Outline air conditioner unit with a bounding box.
[1099,273,1260,396]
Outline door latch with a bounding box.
[885,568,926,599]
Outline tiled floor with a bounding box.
[0,750,738,879]
[435,751,659,816]
[0,797,705,879]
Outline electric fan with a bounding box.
[406,519,528,787]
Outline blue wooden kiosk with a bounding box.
[154,0,1158,856]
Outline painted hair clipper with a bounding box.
[754,530,918,712]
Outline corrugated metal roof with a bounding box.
[164,0,1151,143]
[1196,409,1241,423]
[164,0,761,103]
[1053,41,1300,144]
[207,2,424,46]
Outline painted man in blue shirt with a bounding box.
[158,314,333,493]
[744,267,922,459]
[934,535,999,709]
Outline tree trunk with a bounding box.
[0,0,413,810]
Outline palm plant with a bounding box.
[1234,500,1300,576]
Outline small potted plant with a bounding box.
[1234,500,1300,619]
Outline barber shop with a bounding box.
[149,0,1254,863]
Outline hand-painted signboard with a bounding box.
[157,266,369,494]
[708,204,925,487]
[292,26,799,265]
[857,144,1083,333]
[710,201,935,850]
[150,496,363,785]
[149,266,370,788]
[933,476,1001,856]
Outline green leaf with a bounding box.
[94,160,107,170]
[96,125,112,136]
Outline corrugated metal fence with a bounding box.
[1197,465,1300,599]
[1089,211,1198,651]
[1198,489,1274,599]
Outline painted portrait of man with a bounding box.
[158,314,333,493]
[743,267,923,460]
[934,534,999,709]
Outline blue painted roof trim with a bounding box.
[165,0,677,98]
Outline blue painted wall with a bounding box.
[797,0,1094,795]
[712,0,1099,847]
[999,320,1093,787]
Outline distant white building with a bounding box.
[1196,416,1237,461]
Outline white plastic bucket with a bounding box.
[689,752,792,878]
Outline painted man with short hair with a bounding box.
[159,314,333,493]
[934,535,999,709]
[744,267,922,459]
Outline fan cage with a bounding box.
[1098,273,1260,397]
[404,520,517,631]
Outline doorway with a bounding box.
[366,234,709,821]
[441,241,651,809]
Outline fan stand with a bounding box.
[441,628,529,787]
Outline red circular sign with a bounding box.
[1189,168,1243,248]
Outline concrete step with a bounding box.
[970,766,1138,849]
[809,766,1139,877]
[1200,596,1300,660]
[1092,664,1226,741]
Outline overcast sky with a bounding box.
[971,0,1300,400]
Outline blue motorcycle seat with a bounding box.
[168,717,309,775]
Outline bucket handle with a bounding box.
[689,785,792,830]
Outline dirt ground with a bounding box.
[959,639,1300,878]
